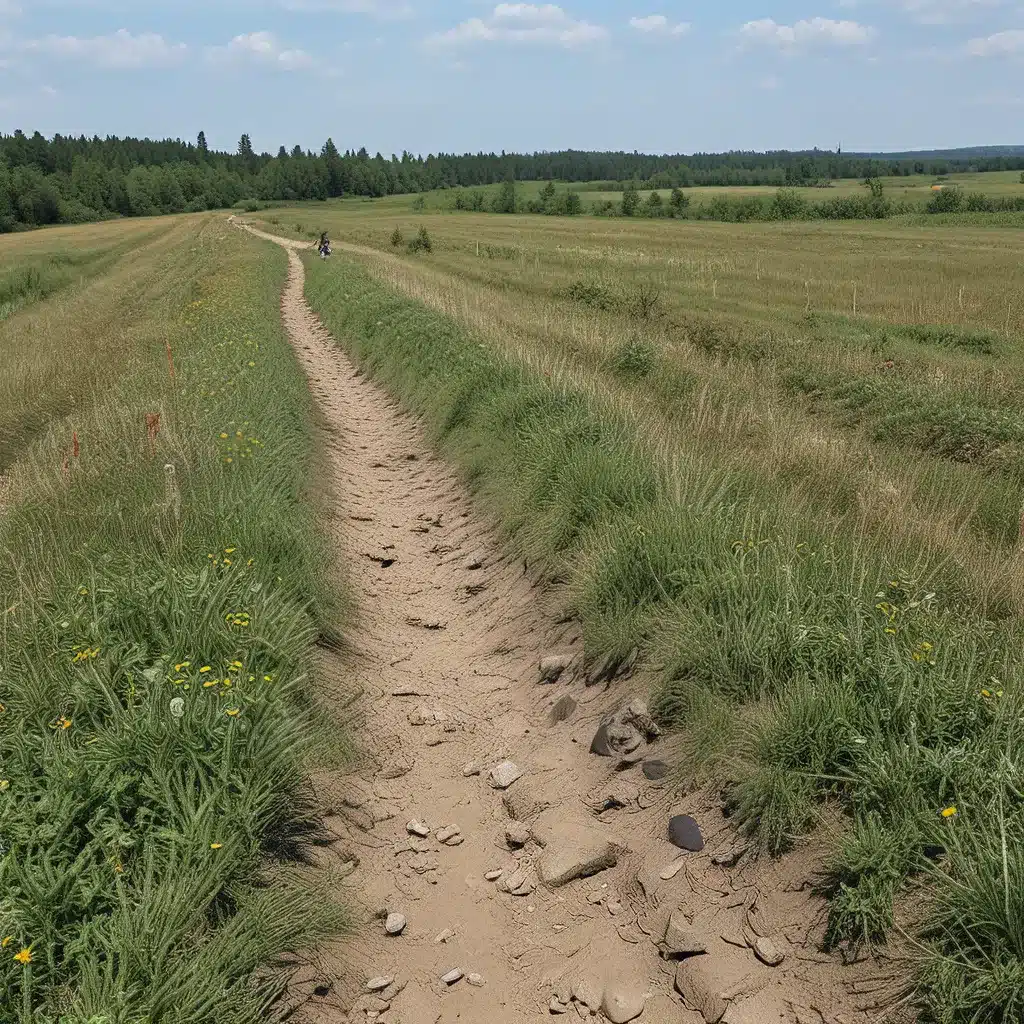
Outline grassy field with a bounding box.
[0,215,346,1022]
[268,168,1024,216]
[251,201,1024,1020]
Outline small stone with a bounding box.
[675,959,728,1024]
[642,760,670,781]
[549,997,569,1014]
[462,762,482,777]
[441,968,464,986]
[752,936,785,967]
[539,654,574,683]
[660,859,686,880]
[436,825,461,843]
[589,723,614,757]
[587,891,605,905]
[607,900,623,916]
[384,913,407,935]
[602,980,646,1023]
[538,833,620,888]
[668,814,704,852]
[366,976,394,992]
[485,869,503,881]
[467,973,485,987]
[435,928,454,943]
[489,760,524,789]
[444,834,465,846]
[712,846,746,868]
[408,707,446,726]
[505,822,532,847]
[406,819,431,837]
[548,694,578,725]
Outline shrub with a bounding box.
[621,185,640,217]
[390,226,404,248]
[928,187,965,214]
[566,280,618,311]
[608,337,657,380]
[624,283,663,321]
[407,225,432,254]
[669,188,690,215]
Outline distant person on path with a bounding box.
[318,231,331,258]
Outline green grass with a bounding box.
[304,249,1024,1022]
[0,218,346,1023]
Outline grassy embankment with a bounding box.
[295,208,1024,1021]
[0,215,346,1023]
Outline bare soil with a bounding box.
[233,218,912,1024]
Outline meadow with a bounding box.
[0,215,346,1022]
[253,200,1024,1021]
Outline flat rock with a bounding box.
[548,694,578,726]
[675,959,729,1024]
[642,760,670,781]
[484,869,503,881]
[505,822,532,847]
[590,723,614,757]
[591,699,661,759]
[407,820,431,838]
[462,762,482,777]
[602,980,646,1023]
[434,929,454,943]
[537,826,621,888]
[663,909,708,956]
[751,936,785,967]
[668,814,704,852]
[467,973,485,987]
[408,707,447,726]
[366,976,394,992]
[436,825,461,843]
[539,654,574,683]
[440,968,464,986]
[503,778,552,821]
[384,913,407,936]
[489,760,524,790]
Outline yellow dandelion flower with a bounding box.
[225,548,236,554]
[225,458,233,464]
[236,431,243,438]
[210,842,223,850]
[220,433,229,439]
[981,689,992,698]
[941,806,958,819]
[225,708,241,717]
[114,862,124,874]
[174,662,190,672]
[0,780,9,791]
[264,675,274,682]
[230,660,243,670]
[0,937,11,948]
[78,587,88,596]
[200,665,211,673]
[203,680,218,689]
[14,948,32,965]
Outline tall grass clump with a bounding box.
[0,218,345,1023]
[304,251,1024,1022]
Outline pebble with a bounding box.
[441,968,464,986]
[467,973,485,987]
[602,980,646,1023]
[366,976,394,992]
[539,653,574,683]
[489,760,524,790]
[642,760,669,781]
[444,834,465,846]
[607,900,623,915]
[485,869,504,881]
[384,913,407,936]
[668,814,704,852]
[407,820,431,838]
[435,928,455,943]
[462,762,482,777]
[436,825,461,843]
[549,997,569,1014]
[660,859,686,880]
[752,936,786,967]
[548,694,578,725]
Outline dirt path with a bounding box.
[234,218,905,1024]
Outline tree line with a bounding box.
[2,129,1023,232]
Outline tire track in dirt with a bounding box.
[234,218,904,1024]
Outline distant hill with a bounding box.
[848,146,1024,160]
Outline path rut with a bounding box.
[235,218,905,1024]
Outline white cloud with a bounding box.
[208,31,313,70]
[629,14,690,36]
[740,17,874,50]
[426,4,608,48]
[25,29,187,68]
[967,27,1024,55]
[890,0,1001,25]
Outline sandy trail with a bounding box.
[234,218,904,1024]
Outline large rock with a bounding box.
[675,959,729,1024]
[488,760,524,790]
[602,980,646,1023]
[590,699,661,759]
[663,909,709,956]
[539,654,574,683]
[536,822,622,888]
[668,814,704,852]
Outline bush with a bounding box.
[407,225,432,254]
[390,227,404,248]
[621,185,640,217]
[669,188,689,215]
[566,280,618,311]
[928,187,964,213]
[608,337,657,380]
[624,283,663,321]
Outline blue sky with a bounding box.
[0,1,1021,156]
